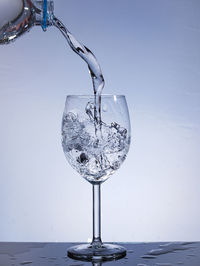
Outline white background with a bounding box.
[0,0,200,242]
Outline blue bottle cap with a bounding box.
[42,0,47,31]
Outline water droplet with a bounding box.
[128,249,134,253]
[156,262,172,266]
[48,257,57,260]
[141,255,156,259]
[20,262,32,265]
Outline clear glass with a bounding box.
[61,94,131,261]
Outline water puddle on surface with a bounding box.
[138,242,198,266]
[146,242,194,256]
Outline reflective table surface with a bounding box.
[0,242,200,265]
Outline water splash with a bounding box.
[62,111,129,183]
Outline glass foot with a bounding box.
[68,243,126,261]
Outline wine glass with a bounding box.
[62,94,131,261]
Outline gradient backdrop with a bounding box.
[0,0,200,242]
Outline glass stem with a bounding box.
[92,184,102,248]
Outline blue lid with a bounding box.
[42,0,47,31]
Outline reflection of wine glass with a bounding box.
[92,262,103,266]
[62,95,131,261]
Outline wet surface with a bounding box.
[0,242,199,265]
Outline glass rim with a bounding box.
[66,94,126,99]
